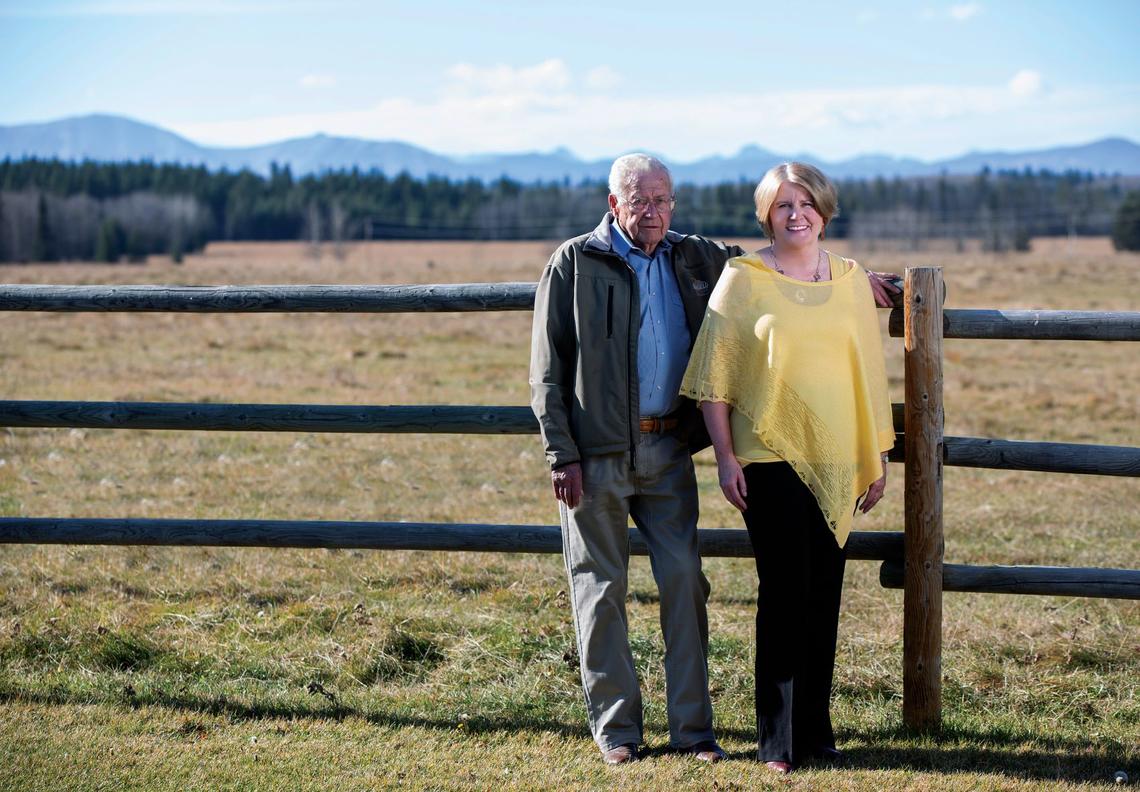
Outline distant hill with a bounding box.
[3,113,1139,183]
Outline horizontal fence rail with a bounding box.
[0,518,903,562]
[0,401,899,435]
[0,401,540,435]
[889,308,1140,341]
[880,560,1140,600]
[0,280,908,313]
[3,401,1136,477]
[941,435,1140,476]
[0,283,539,313]
[5,283,1136,341]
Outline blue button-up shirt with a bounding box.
[610,221,691,417]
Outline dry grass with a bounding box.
[0,237,1137,791]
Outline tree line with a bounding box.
[2,157,1138,262]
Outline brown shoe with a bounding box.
[603,744,639,765]
[687,741,727,763]
[764,760,793,774]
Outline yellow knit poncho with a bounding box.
[680,253,895,547]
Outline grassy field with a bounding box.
[0,237,1137,791]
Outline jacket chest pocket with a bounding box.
[576,273,626,350]
[606,284,614,338]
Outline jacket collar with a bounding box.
[583,212,687,257]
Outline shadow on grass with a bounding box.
[0,684,1133,784]
[827,722,1136,784]
[0,681,585,742]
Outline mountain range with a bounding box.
[3,114,1139,184]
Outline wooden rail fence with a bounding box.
[1,270,1138,733]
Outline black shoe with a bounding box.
[813,745,846,764]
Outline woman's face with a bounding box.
[768,181,823,247]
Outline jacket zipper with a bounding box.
[627,267,637,471]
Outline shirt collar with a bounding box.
[610,219,672,263]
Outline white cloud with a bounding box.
[949,2,982,21]
[1007,69,1043,98]
[167,61,1138,162]
[445,59,571,95]
[299,74,337,88]
[585,66,620,91]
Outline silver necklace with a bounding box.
[771,248,824,282]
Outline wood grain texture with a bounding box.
[0,518,901,560]
[4,403,1133,478]
[0,401,951,440]
[0,279,905,314]
[0,283,538,313]
[903,267,945,732]
[943,435,1140,476]
[880,561,1140,600]
[889,308,1140,340]
[0,401,539,434]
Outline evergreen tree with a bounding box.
[1111,190,1140,251]
[0,157,1135,248]
[32,193,58,262]
[169,226,185,264]
[125,230,148,263]
[94,218,125,262]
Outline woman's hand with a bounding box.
[699,400,748,511]
[867,270,901,308]
[859,460,888,513]
[717,455,748,512]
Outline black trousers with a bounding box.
[742,462,846,765]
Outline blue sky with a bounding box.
[2,0,1138,163]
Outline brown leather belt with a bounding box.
[639,416,679,433]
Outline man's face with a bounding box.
[608,170,673,255]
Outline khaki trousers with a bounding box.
[559,430,715,752]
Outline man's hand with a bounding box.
[551,462,583,509]
[867,270,901,308]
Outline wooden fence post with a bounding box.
[903,266,944,732]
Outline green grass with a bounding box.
[0,238,1137,790]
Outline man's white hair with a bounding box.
[608,153,673,200]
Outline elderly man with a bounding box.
[529,153,893,765]
[529,153,737,764]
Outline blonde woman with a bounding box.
[680,162,894,774]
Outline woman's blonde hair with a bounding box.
[753,162,839,239]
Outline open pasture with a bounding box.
[0,238,1137,790]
